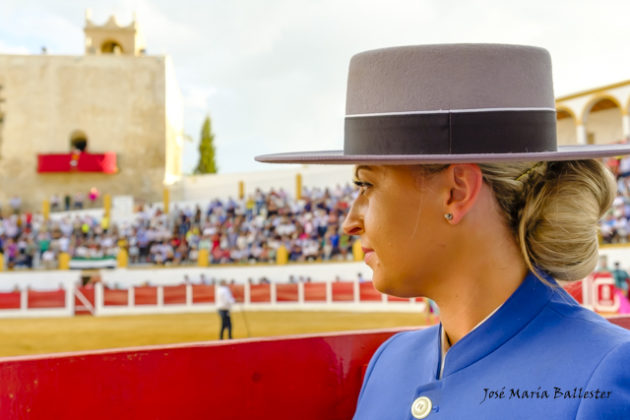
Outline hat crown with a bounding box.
[346,44,555,115]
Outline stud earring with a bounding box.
[444,213,453,222]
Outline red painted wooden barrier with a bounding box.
[135,286,158,305]
[276,283,298,302]
[332,282,354,302]
[0,316,627,419]
[76,287,95,304]
[304,282,326,301]
[0,292,20,309]
[0,328,406,420]
[27,290,65,308]
[250,284,271,303]
[103,288,127,306]
[163,285,186,304]
[75,287,95,315]
[192,285,214,303]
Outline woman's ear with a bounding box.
[444,164,483,224]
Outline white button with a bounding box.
[411,396,432,419]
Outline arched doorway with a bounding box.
[583,96,623,145]
[101,40,124,55]
[70,130,88,152]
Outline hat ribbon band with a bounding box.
[344,110,557,155]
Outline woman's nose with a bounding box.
[343,199,364,235]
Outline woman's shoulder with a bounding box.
[545,287,630,347]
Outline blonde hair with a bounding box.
[421,160,616,281]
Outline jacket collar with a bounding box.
[440,271,555,378]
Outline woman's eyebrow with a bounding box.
[354,165,374,179]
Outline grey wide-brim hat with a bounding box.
[256,44,630,164]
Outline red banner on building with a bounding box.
[37,152,117,174]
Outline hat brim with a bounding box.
[255,144,630,165]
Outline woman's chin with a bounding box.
[372,273,421,298]
[372,274,401,296]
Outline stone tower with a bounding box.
[84,10,146,56]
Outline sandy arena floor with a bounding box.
[0,310,437,357]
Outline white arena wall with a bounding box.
[0,261,370,292]
[99,261,371,288]
[3,246,630,293]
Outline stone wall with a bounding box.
[0,53,182,210]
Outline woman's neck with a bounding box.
[431,210,529,347]
[437,256,527,346]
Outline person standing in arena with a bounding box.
[257,44,630,418]
[217,280,235,340]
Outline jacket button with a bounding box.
[411,396,432,419]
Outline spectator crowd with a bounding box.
[0,184,360,270]
[5,155,630,270]
[601,155,630,244]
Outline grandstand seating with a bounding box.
[0,184,359,270]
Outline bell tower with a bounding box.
[84,10,146,56]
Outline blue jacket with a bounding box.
[353,272,630,419]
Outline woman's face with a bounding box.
[343,165,450,297]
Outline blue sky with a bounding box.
[2,0,630,174]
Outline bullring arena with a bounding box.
[1,166,630,419]
[2,11,630,420]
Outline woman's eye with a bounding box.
[353,180,372,195]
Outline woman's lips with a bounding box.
[362,247,375,262]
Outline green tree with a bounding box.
[194,115,218,174]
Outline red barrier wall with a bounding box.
[135,286,158,305]
[104,288,127,306]
[0,328,405,420]
[276,283,298,302]
[0,316,628,419]
[192,285,214,303]
[27,290,65,308]
[0,292,20,309]
[304,282,326,301]
[332,282,354,302]
[250,284,271,303]
[163,285,186,304]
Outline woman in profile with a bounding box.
[257,44,630,418]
